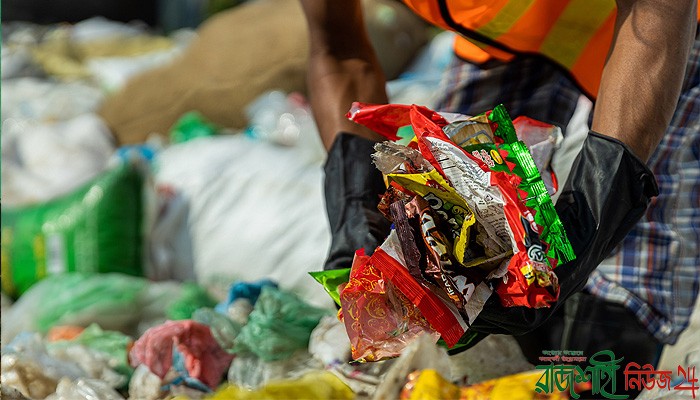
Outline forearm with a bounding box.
[300,0,388,149]
[591,0,697,162]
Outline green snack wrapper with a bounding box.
[464,105,575,265]
[309,268,351,307]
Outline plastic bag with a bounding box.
[1,160,145,298]
[192,308,242,352]
[227,351,323,390]
[2,333,128,397]
[128,364,163,400]
[308,315,352,367]
[1,272,209,345]
[1,272,147,345]
[1,113,116,207]
[233,286,331,362]
[45,377,125,400]
[214,279,277,315]
[372,334,452,400]
[47,342,127,389]
[129,320,234,391]
[153,132,333,310]
[0,333,84,399]
[48,323,134,381]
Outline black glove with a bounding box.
[323,133,392,271]
[470,131,659,335]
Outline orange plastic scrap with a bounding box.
[45,325,85,342]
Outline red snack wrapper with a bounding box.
[373,231,469,347]
[339,249,439,362]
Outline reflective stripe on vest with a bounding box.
[402,0,698,99]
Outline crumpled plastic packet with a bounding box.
[348,102,575,309]
[129,319,234,391]
[372,334,452,400]
[311,102,576,363]
[512,116,563,196]
[373,230,473,346]
[339,249,440,362]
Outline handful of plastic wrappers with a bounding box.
[312,103,575,362]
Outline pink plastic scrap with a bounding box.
[129,320,234,390]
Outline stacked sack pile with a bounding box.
[313,102,575,361]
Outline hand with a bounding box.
[471,131,658,335]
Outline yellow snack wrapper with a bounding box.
[400,369,568,400]
[386,169,476,264]
[207,371,354,400]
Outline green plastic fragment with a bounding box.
[166,282,218,320]
[170,111,219,144]
[309,268,351,307]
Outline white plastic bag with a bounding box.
[45,377,125,400]
[1,333,85,399]
[1,113,116,207]
[153,133,333,309]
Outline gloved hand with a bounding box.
[323,133,392,271]
[321,131,659,343]
[470,131,659,335]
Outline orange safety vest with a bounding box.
[402,0,700,99]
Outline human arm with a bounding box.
[299,0,388,150]
[592,0,697,161]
